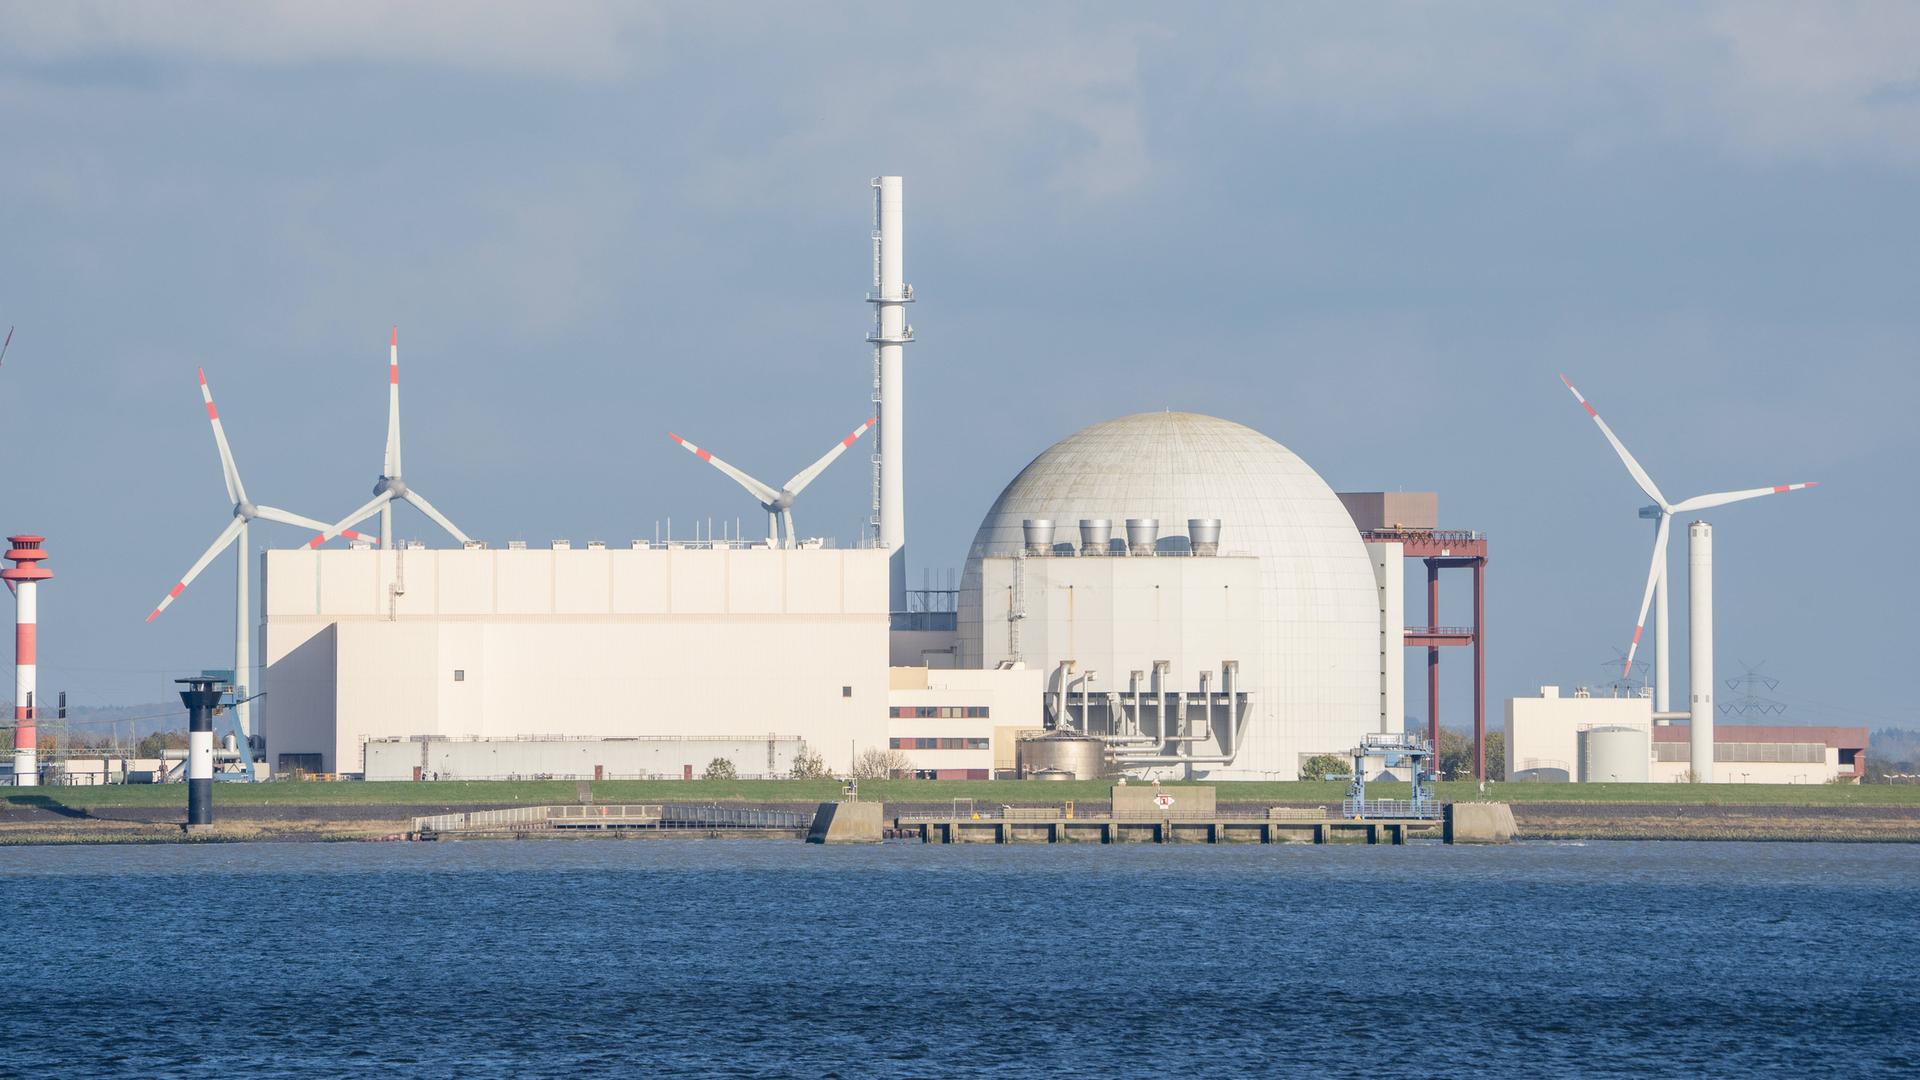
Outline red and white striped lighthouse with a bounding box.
[3,536,51,787]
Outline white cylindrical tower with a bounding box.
[1688,520,1713,783]
[1655,556,1670,715]
[4,536,52,787]
[868,176,912,613]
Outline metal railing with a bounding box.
[549,804,664,823]
[658,804,811,830]
[1342,798,1441,820]
[412,805,551,833]
[413,803,812,834]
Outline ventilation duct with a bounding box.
[1079,519,1112,556]
[1125,518,1160,555]
[1188,518,1221,556]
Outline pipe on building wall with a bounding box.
[1198,670,1213,740]
[1153,660,1171,748]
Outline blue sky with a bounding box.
[0,2,1914,731]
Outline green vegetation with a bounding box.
[1297,754,1348,781]
[6,777,1920,813]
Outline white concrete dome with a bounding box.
[958,411,1381,778]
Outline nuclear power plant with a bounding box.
[11,174,1847,790]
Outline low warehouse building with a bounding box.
[1652,725,1867,785]
[364,734,806,781]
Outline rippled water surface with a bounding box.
[2,840,1915,1077]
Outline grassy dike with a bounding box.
[3,779,1917,844]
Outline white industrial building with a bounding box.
[955,411,1397,780]
[263,544,890,774]
[1506,686,1867,784]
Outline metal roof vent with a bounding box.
[1022,519,1055,556]
[1188,518,1221,556]
[1125,518,1159,555]
[1079,519,1112,556]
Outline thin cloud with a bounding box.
[1236,1,1920,165]
[0,0,663,80]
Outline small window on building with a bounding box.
[453,669,466,682]
[842,685,853,698]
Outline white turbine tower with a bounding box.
[147,368,376,757]
[319,328,471,546]
[1559,374,1816,710]
[668,418,876,548]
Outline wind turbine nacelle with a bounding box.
[1638,505,1662,520]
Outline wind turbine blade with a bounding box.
[0,326,12,365]
[1560,374,1667,509]
[1670,482,1817,514]
[199,368,246,506]
[385,326,402,478]
[313,492,393,547]
[1623,515,1671,677]
[668,433,779,504]
[402,489,471,545]
[783,417,877,496]
[146,516,246,622]
[253,505,375,544]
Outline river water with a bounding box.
[1,840,1914,1077]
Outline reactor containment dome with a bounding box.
[958,411,1383,779]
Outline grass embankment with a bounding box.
[7,778,1920,813]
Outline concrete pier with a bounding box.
[896,814,1433,845]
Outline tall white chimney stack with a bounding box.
[868,176,912,612]
[1688,520,1714,783]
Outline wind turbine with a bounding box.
[318,328,471,547]
[1559,374,1815,709]
[668,418,876,548]
[146,368,376,757]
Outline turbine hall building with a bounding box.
[262,543,890,774]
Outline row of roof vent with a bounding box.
[1022,518,1222,557]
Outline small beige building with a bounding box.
[263,544,890,774]
[887,665,1043,779]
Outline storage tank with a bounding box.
[1580,726,1650,783]
[1017,732,1107,780]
